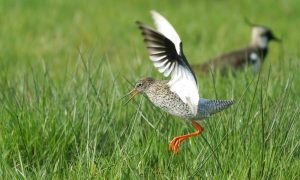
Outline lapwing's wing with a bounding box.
[137,10,199,114]
[203,47,268,70]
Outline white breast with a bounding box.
[250,52,261,73]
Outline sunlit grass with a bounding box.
[0,0,299,179]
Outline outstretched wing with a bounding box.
[137,10,199,113]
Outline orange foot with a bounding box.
[169,120,204,154]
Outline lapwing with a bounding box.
[192,23,280,74]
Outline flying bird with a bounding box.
[125,11,234,154]
[192,23,280,74]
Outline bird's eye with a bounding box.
[137,83,142,87]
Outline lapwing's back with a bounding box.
[192,47,268,74]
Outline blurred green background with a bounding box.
[1,0,299,76]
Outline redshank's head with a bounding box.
[134,77,155,93]
[123,77,155,104]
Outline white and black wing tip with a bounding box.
[150,10,182,54]
[136,21,179,77]
[136,11,199,110]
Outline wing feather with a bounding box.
[137,11,199,113]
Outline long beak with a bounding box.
[121,88,140,105]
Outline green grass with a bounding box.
[0,0,300,179]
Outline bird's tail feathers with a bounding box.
[198,98,234,116]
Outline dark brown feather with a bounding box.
[192,47,268,74]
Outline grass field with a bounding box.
[0,0,300,179]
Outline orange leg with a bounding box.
[169,121,204,154]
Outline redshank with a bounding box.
[127,10,234,154]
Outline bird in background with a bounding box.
[192,20,281,74]
[124,10,234,154]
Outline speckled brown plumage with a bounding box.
[135,77,234,120]
[144,79,195,119]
